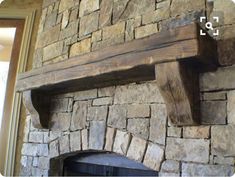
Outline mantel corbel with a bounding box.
[17,23,217,128]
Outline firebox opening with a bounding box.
[63,152,158,176]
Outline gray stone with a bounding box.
[49,131,62,142]
[112,0,129,23]
[49,140,59,158]
[98,86,116,97]
[38,157,50,170]
[92,97,113,106]
[87,106,108,121]
[59,135,70,154]
[170,0,205,17]
[44,11,57,30]
[32,157,39,167]
[60,20,79,40]
[167,126,182,138]
[99,0,113,27]
[32,168,48,176]
[127,104,150,118]
[29,132,44,143]
[71,101,88,131]
[91,30,102,43]
[81,129,88,150]
[89,121,106,150]
[113,130,131,155]
[21,156,28,167]
[150,104,167,145]
[70,131,81,152]
[211,125,235,156]
[201,101,227,125]
[166,138,210,163]
[108,105,127,129]
[79,11,99,37]
[114,82,164,104]
[74,89,97,100]
[59,0,75,13]
[21,143,38,156]
[143,142,164,171]
[79,0,99,17]
[227,91,235,124]
[214,156,234,165]
[125,16,141,41]
[127,118,149,139]
[50,98,72,112]
[183,126,210,139]
[182,163,234,177]
[104,127,116,151]
[44,132,49,143]
[50,113,71,131]
[116,0,155,22]
[200,65,235,91]
[43,41,63,61]
[135,23,158,39]
[203,92,226,101]
[160,160,180,174]
[37,144,49,157]
[127,136,147,162]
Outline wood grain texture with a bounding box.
[155,61,200,125]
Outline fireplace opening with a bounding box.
[62,152,158,176]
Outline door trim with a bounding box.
[0,9,35,176]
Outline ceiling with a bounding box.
[0,28,16,61]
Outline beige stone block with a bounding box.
[79,12,99,36]
[203,92,226,101]
[59,0,74,13]
[92,97,113,106]
[43,41,63,61]
[227,91,235,124]
[74,89,97,100]
[79,0,99,17]
[87,106,108,121]
[61,10,70,29]
[166,138,210,163]
[143,142,164,171]
[103,22,125,40]
[135,23,158,39]
[127,136,147,162]
[104,127,116,151]
[91,30,102,43]
[183,126,210,139]
[127,104,150,118]
[167,126,182,138]
[70,38,91,57]
[99,0,113,27]
[113,130,131,155]
[98,86,116,97]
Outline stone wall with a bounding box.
[19,0,235,176]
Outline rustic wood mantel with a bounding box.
[16,23,217,128]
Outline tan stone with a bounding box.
[167,126,182,138]
[166,138,210,163]
[79,12,99,36]
[44,11,57,30]
[143,142,164,171]
[74,89,97,100]
[103,22,125,40]
[99,0,113,27]
[113,130,131,155]
[36,25,60,48]
[61,10,70,29]
[91,30,102,43]
[127,136,147,162]
[81,129,88,150]
[227,91,235,124]
[142,9,170,25]
[127,104,150,118]
[59,135,70,154]
[92,97,113,106]
[60,20,79,40]
[203,92,226,101]
[79,0,99,17]
[171,0,205,17]
[183,126,210,139]
[70,8,79,22]
[112,0,129,23]
[135,23,158,39]
[125,16,141,41]
[70,38,91,57]
[59,0,74,13]
[104,127,116,151]
[43,41,63,61]
[98,86,116,97]
[211,125,235,156]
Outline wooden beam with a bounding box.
[155,61,200,125]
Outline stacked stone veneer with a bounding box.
[20,0,235,176]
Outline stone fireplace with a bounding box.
[18,0,235,176]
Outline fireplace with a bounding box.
[61,152,158,176]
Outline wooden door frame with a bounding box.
[0,9,35,176]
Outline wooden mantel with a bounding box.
[16,23,217,128]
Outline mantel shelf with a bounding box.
[16,23,217,128]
